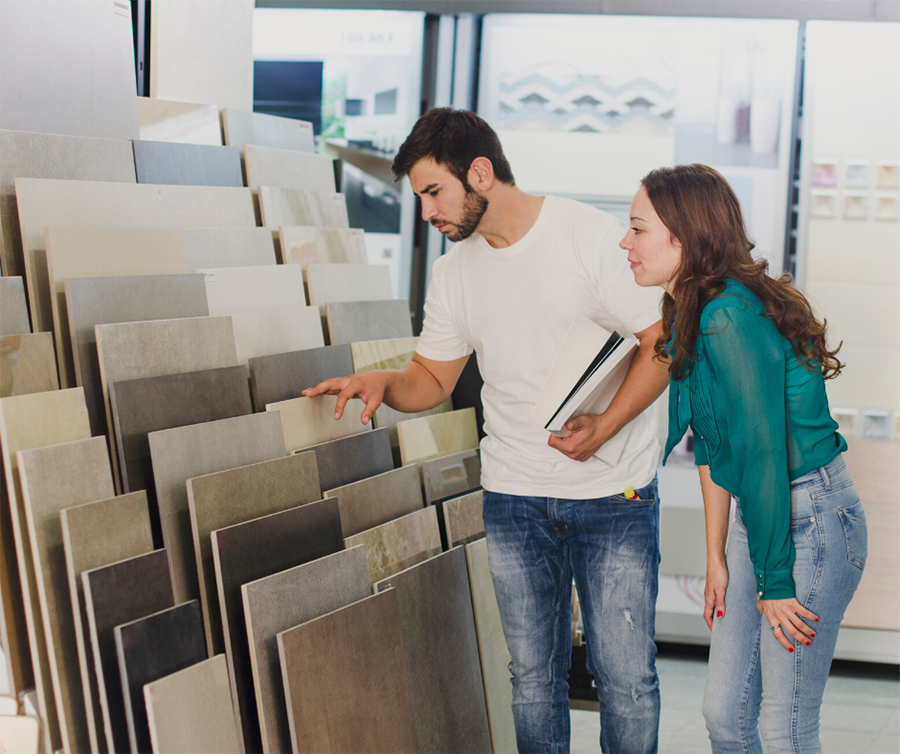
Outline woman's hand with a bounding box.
[704,560,728,630]
[756,597,819,652]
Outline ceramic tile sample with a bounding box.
[279,226,366,269]
[324,464,424,538]
[148,412,285,605]
[242,546,370,754]
[308,427,394,492]
[198,264,308,314]
[185,227,277,270]
[345,507,441,588]
[0,698,16,716]
[443,491,485,548]
[137,97,222,145]
[18,437,114,754]
[0,334,58,398]
[660,507,708,578]
[277,590,417,754]
[231,306,325,368]
[266,395,369,453]
[82,549,173,754]
[258,186,349,229]
[133,140,243,187]
[212,497,343,753]
[327,299,413,346]
[144,655,242,754]
[222,109,315,152]
[306,264,393,316]
[375,548,492,754]
[422,448,482,506]
[60,492,154,754]
[0,277,30,334]
[0,714,40,754]
[245,144,336,191]
[114,601,207,754]
[398,408,480,468]
[187,451,321,653]
[249,344,353,410]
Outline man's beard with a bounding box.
[441,190,488,242]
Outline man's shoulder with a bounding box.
[543,195,624,232]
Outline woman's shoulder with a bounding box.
[700,279,765,327]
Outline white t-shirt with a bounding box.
[416,195,663,499]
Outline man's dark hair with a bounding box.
[392,107,515,186]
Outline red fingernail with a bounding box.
[717,611,723,618]
[789,647,795,652]
[810,633,816,637]
[814,617,819,622]
[806,641,811,646]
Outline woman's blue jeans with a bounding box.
[483,481,661,754]
[703,454,867,754]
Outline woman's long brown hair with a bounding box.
[642,164,843,380]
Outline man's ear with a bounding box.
[469,157,494,191]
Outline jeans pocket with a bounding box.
[837,500,868,570]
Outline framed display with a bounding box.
[811,161,838,187]
[810,190,837,219]
[843,161,869,188]
[876,162,900,189]
[874,194,900,221]
[843,192,869,220]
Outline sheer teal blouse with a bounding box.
[663,280,846,600]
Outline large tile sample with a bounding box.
[114,601,208,754]
[0,334,58,398]
[258,187,349,229]
[65,273,209,433]
[82,550,173,754]
[187,452,321,652]
[279,226,366,268]
[306,264,393,316]
[0,714,40,753]
[212,498,343,753]
[0,277,30,334]
[144,655,242,754]
[245,144,336,191]
[308,427,394,492]
[375,548,492,754]
[278,590,417,754]
[231,306,325,368]
[222,109,315,152]
[266,396,369,453]
[324,465,424,538]
[443,491,485,548]
[242,547,370,754]
[15,178,256,335]
[185,227,277,270]
[148,412,285,604]
[199,264,307,314]
[0,388,89,747]
[60,492,154,754]
[346,507,442,588]
[17,437,114,754]
[423,448,482,506]
[327,299,413,345]
[398,408,480,468]
[133,140,243,187]
[249,344,353,410]
[137,97,222,145]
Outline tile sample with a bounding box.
[0,698,16,716]
[242,547,370,754]
[345,507,442,588]
[0,276,30,334]
[375,548,492,754]
[82,550,173,754]
[212,498,343,753]
[308,427,394,492]
[266,395,369,453]
[258,186,349,229]
[249,344,353,410]
[198,264,308,315]
[306,264,393,317]
[0,714,40,754]
[185,227,277,270]
[231,306,325,368]
[222,109,315,152]
[398,408,480,468]
[148,412,285,604]
[324,464,424,538]
[0,334,58,398]
[279,226,366,269]
[443,491,485,548]
[277,590,417,754]
[144,655,242,754]
[327,299,413,346]
[422,448,482,506]
[60,492,154,754]
[133,140,243,187]
[187,452,321,652]
[660,507,708,578]
[136,97,222,145]
[17,437,114,754]
[245,144,336,191]
[114,601,207,754]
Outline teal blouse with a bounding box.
[663,280,846,600]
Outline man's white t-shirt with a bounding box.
[416,195,664,499]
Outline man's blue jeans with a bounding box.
[482,481,661,754]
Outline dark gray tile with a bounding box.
[324,464,424,538]
[442,491,485,548]
[212,498,343,754]
[133,140,244,187]
[249,343,352,411]
[422,448,482,506]
[308,426,394,492]
[0,276,30,334]
[326,299,413,346]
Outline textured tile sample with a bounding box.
[82,549,173,754]
[306,264,393,316]
[660,506,708,578]
[148,412,285,604]
[0,714,39,753]
[185,227,277,270]
[398,408,480,468]
[187,452,321,653]
[249,344,353,410]
[0,276,30,334]
[133,140,243,186]
[137,97,222,145]
[443,491,485,548]
[212,497,343,753]
[65,273,208,433]
[144,655,242,754]
[375,548,492,754]
[277,590,417,754]
[279,226,366,268]
[60,492,154,754]
[423,448,482,506]
[114,601,207,754]
[258,187,349,229]
[0,334,58,398]
[465,538,516,754]
[308,427,394,492]
[18,437,114,754]
[198,264,307,314]
[231,306,325,368]
[266,395,369,453]
[242,547,370,754]
[324,464,424,538]
[346,507,441,588]
[327,299,413,346]
[222,109,315,152]
[245,144,335,191]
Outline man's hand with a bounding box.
[302,371,391,425]
[547,413,615,462]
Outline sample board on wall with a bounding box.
[0,334,58,398]
[222,109,315,152]
[132,140,244,187]
[0,277,30,335]
[245,145,336,192]
[279,226,367,269]
[136,97,222,146]
[258,186,349,229]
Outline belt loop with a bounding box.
[820,463,831,490]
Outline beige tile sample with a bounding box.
[443,490,485,548]
[0,276,30,334]
[245,144,336,191]
[266,395,369,453]
[279,226,367,268]
[137,97,222,145]
[231,306,325,368]
[324,464,424,538]
[398,408,480,468]
[306,263,393,315]
[0,714,40,754]
[185,227,277,270]
[258,186,349,229]
[0,333,58,398]
[222,109,315,152]
[198,264,308,315]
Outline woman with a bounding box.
[620,163,867,753]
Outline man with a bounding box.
[304,108,668,754]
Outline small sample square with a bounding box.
[876,162,900,190]
[810,190,837,219]
[861,410,891,441]
[874,194,899,222]
[831,408,859,440]
[811,161,838,188]
[843,193,868,220]
[843,161,869,188]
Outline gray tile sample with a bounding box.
[222,109,315,152]
[375,548,492,754]
[443,491,485,548]
[132,140,243,187]
[249,343,353,410]
[277,590,417,754]
[82,550,173,754]
[326,299,413,346]
[324,464,424,538]
[308,426,394,492]
[148,412,286,605]
[258,187,349,229]
[0,276,30,334]
[242,547,370,754]
[660,506,708,578]
[185,227,277,270]
[0,333,58,398]
[423,448,482,506]
[114,601,207,754]
[244,144,335,192]
[212,498,343,754]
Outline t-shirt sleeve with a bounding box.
[415,254,473,362]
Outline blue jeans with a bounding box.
[483,481,661,754]
[703,455,867,754]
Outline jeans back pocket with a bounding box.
[837,500,868,570]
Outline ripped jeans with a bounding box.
[483,483,661,754]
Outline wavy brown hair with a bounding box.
[641,164,843,380]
